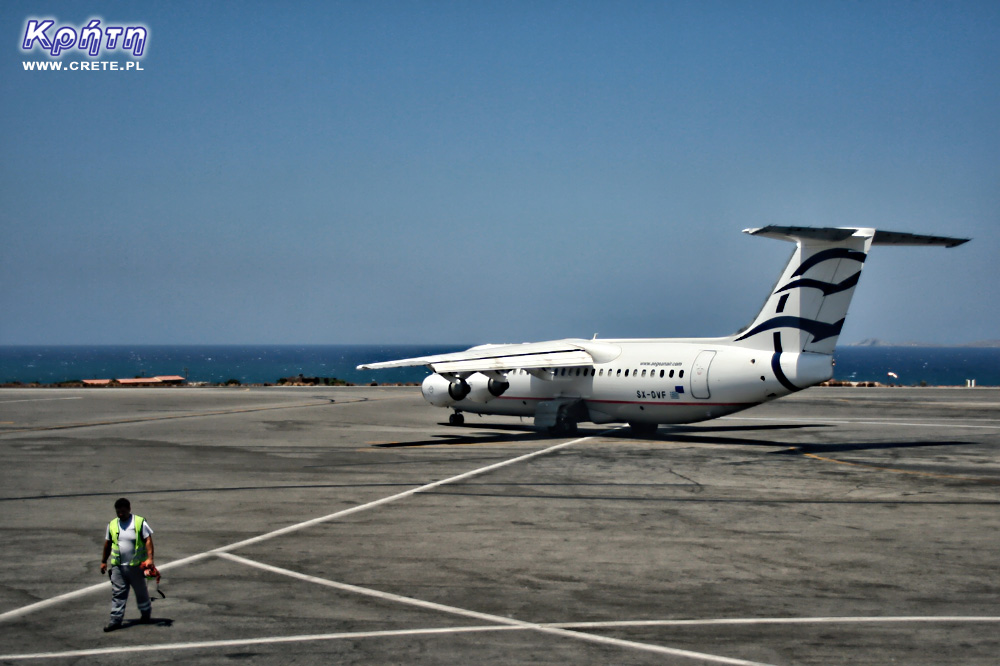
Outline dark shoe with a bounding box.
[103,622,122,632]
[140,612,151,623]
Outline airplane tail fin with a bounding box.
[730,226,968,354]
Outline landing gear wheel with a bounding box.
[547,417,578,436]
[628,422,658,436]
[449,412,465,426]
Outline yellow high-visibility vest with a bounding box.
[108,515,146,566]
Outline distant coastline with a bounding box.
[2,344,998,387]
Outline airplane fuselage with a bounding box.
[425,339,834,426]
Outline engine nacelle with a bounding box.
[421,373,471,408]
[778,352,835,388]
[465,372,510,403]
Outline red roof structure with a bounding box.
[82,376,186,386]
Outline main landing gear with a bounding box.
[547,416,578,436]
[536,399,584,437]
[448,411,465,426]
[628,421,658,436]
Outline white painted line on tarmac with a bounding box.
[207,432,603,555]
[219,552,774,666]
[0,397,83,405]
[0,626,520,661]
[553,616,1000,628]
[0,580,112,623]
[721,415,1000,429]
[0,433,603,622]
[4,614,998,662]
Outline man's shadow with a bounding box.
[117,616,174,630]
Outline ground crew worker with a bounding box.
[100,498,155,632]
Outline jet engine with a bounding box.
[465,372,510,403]
[421,373,471,407]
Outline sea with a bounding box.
[1,345,998,387]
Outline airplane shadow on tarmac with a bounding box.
[654,424,972,454]
[373,424,547,448]
[374,422,972,455]
[374,422,823,449]
[777,440,973,454]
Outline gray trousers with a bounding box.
[109,565,151,623]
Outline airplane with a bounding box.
[358,226,969,435]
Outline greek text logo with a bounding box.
[21,17,148,58]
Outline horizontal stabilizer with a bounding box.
[871,230,970,247]
[743,226,969,248]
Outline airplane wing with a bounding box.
[357,338,622,375]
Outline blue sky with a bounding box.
[2,1,997,345]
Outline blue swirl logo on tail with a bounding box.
[735,316,846,343]
[776,271,861,296]
[736,247,865,346]
[791,248,866,277]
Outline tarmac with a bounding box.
[0,385,998,665]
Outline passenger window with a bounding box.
[679,369,685,378]
[669,369,674,378]
[659,369,664,378]
[625,369,629,377]
[616,369,621,377]
[641,369,647,377]
[599,369,604,376]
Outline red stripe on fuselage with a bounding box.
[495,396,754,408]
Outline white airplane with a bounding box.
[358,226,968,435]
